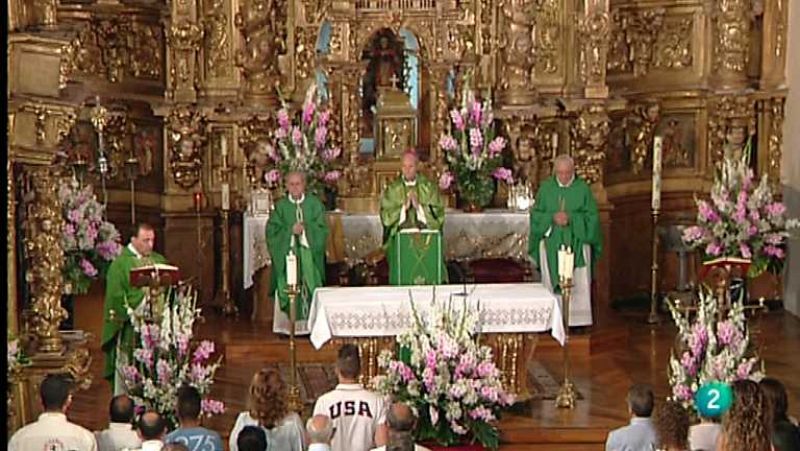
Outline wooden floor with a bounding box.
[70,307,800,451]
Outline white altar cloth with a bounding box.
[308,283,564,349]
[243,214,271,290]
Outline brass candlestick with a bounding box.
[556,276,577,409]
[286,284,303,413]
[125,156,139,225]
[647,209,661,325]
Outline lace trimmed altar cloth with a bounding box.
[307,283,564,349]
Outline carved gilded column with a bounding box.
[578,0,610,99]
[235,0,283,104]
[760,96,785,192]
[570,102,609,187]
[168,22,203,103]
[201,0,238,96]
[166,105,207,190]
[8,160,19,335]
[760,0,788,88]
[712,0,751,89]
[498,0,536,104]
[25,167,67,354]
[429,64,451,165]
[626,101,661,174]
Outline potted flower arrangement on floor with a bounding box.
[59,179,123,295]
[270,85,342,203]
[681,142,799,299]
[438,88,513,212]
[666,288,763,410]
[372,296,514,450]
[120,285,225,429]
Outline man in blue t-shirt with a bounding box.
[166,385,223,451]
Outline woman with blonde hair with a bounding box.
[719,379,773,451]
[229,368,305,451]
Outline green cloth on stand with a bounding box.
[379,174,446,285]
[390,230,444,285]
[528,175,602,293]
[102,246,166,384]
[266,194,329,320]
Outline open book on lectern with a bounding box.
[399,228,439,234]
[130,263,181,287]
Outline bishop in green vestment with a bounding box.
[102,223,167,394]
[529,155,602,326]
[380,150,446,285]
[266,172,329,334]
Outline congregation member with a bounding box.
[719,380,772,451]
[103,222,168,395]
[229,368,305,451]
[307,414,335,451]
[163,445,189,451]
[95,394,142,451]
[688,413,721,451]
[370,402,432,451]
[9,374,98,451]
[529,154,602,326]
[605,383,658,451]
[135,411,168,451]
[759,378,800,451]
[313,344,388,451]
[653,401,690,451]
[236,426,269,451]
[166,385,223,451]
[266,171,329,335]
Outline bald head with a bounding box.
[401,151,418,181]
[110,395,134,423]
[553,155,575,185]
[306,414,333,444]
[138,411,166,441]
[286,171,306,199]
[387,402,416,432]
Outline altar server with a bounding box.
[529,155,602,326]
[266,171,329,334]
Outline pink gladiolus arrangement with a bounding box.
[682,144,799,277]
[120,285,224,429]
[270,84,342,198]
[59,179,123,294]
[667,288,763,410]
[438,84,512,210]
[372,295,514,449]
[439,171,454,191]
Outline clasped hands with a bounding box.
[405,191,420,209]
[292,222,304,235]
[553,211,569,226]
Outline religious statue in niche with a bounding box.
[236,0,282,97]
[660,118,693,168]
[512,127,540,191]
[133,129,156,176]
[248,138,275,185]
[361,30,406,138]
[723,118,750,162]
[205,0,231,78]
[500,0,535,94]
[340,151,372,196]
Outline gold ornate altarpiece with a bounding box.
[6,0,790,433]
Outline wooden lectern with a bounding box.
[130,263,181,322]
[391,229,443,285]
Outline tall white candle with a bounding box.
[652,136,663,211]
[286,251,297,286]
[558,245,565,280]
[222,182,230,210]
[552,132,559,160]
[565,247,574,280]
[221,135,228,157]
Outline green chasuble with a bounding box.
[379,174,446,285]
[528,175,602,292]
[102,246,167,383]
[266,193,328,321]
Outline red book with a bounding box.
[130,263,181,288]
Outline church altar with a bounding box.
[307,283,563,398]
[243,209,532,289]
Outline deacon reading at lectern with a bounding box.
[529,155,602,326]
[266,171,329,335]
[380,150,446,285]
[102,223,168,395]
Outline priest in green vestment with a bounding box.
[380,150,446,285]
[266,171,329,335]
[529,155,602,326]
[102,223,167,395]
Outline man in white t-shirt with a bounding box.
[370,402,432,451]
[313,344,388,451]
[95,394,142,451]
[9,374,98,451]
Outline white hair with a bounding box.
[306,415,333,444]
[553,155,575,170]
[285,171,306,183]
